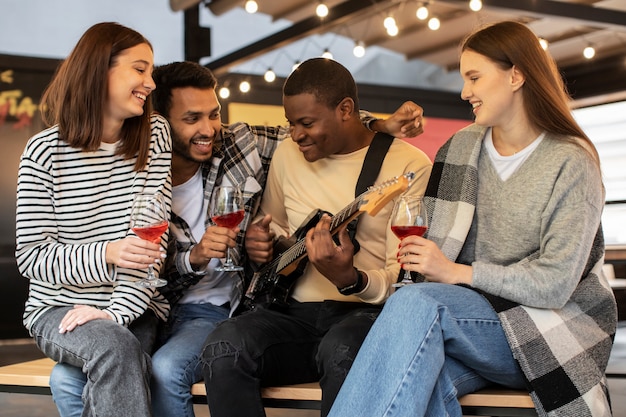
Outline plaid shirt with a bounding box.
[158,122,286,312]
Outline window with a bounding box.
[573,101,626,245]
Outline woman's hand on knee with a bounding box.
[59,305,111,334]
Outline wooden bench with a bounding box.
[0,357,538,416]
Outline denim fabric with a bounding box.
[151,302,229,417]
[33,307,154,417]
[201,300,382,417]
[48,303,229,417]
[327,283,526,417]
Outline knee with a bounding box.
[199,324,245,380]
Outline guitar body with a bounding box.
[245,210,324,310]
[244,172,414,310]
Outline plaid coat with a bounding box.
[424,124,616,416]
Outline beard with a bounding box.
[171,129,215,164]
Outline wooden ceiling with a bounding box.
[174,0,626,102]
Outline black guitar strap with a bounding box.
[355,131,395,196]
[345,132,394,253]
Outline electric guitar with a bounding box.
[244,172,415,310]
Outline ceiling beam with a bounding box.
[204,0,387,75]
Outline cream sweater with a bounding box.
[258,137,432,304]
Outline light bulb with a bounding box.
[387,25,399,36]
[428,17,440,31]
[244,0,258,14]
[218,87,230,99]
[316,3,329,18]
[264,69,276,83]
[239,81,251,93]
[292,61,301,72]
[539,38,548,50]
[322,49,333,59]
[416,6,429,20]
[469,0,482,12]
[583,45,595,59]
[353,41,365,58]
[384,16,396,30]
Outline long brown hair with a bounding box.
[461,21,601,169]
[40,22,153,171]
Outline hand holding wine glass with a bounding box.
[210,185,245,272]
[130,192,169,287]
[391,195,428,287]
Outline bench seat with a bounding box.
[0,357,537,416]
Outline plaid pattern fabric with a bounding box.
[159,122,285,312]
[424,124,616,416]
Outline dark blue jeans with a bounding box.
[200,300,382,417]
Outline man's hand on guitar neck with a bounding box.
[245,214,275,264]
[305,214,367,291]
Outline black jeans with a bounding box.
[200,300,382,417]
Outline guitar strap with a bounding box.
[355,131,395,196]
[346,131,395,252]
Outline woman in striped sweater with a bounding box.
[15,22,172,417]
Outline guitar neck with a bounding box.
[274,195,364,272]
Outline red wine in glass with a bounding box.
[212,210,245,229]
[391,225,428,240]
[390,195,428,287]
[130,193,169,287]
[133,220,169,243]
[210,185,245,272]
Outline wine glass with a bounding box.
[210,185,245,272]
[130,192,169,287]
[390,195,428,287]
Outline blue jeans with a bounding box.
[151,302,229,417]
[327,283,526,417]
[50,303,229,417]
[34,307,156,417]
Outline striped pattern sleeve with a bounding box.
[17,114,172,329]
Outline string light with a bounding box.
[239,80,251,93]
[353,41,366,58]
[316,2,329,18]
[416,4,429,20]
[383,16,396,30]
[469,0,482,12]
[384,15,399,36]
[264,68,276,82]
[244,0,258,14]
[428,17,440,31]
[583,45,596,59]
[218,86,230,99]
[538,37,549,50]
[322,48,333,59]
[292,61,301,72]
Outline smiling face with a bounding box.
[168,86,222,165]
[105,43,155,123]
[283,93,348,162]
[459,49,523,128]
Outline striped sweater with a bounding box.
[16,114,173,330]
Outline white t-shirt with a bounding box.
[172,168,232,305]
[485,127,545,181]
